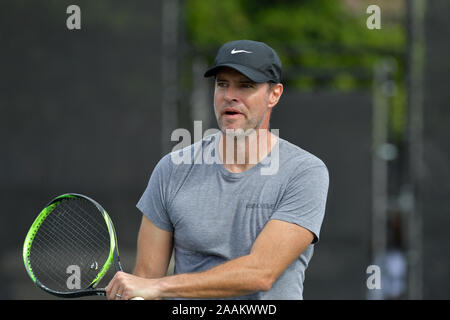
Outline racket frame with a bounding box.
[23,193,121,298]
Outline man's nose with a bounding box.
[223,86,239,103]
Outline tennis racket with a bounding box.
[23,193,143,299]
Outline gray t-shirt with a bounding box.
[137,132,329,299]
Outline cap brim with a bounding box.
[204,63,270,83]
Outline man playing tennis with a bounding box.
[106,40,329,300]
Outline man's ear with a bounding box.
[268,83,283,108]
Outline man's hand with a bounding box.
[105,271,161,300]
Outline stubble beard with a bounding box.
[217,110,268,138]
[216,109,272,166]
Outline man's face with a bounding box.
[213,68,278,133]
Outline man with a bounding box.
[106,40,329,300]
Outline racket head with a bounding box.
[23,193,121,298]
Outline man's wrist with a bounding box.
[154,276,169,299]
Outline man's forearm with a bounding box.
[156,254,274,299]
[106,220,312,300]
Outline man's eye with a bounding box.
[241,83,254,88]
[217,82,227,88]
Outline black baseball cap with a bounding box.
[204,40,282,83]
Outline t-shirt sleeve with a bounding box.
[136,154,174,232]
[270,163,329,244]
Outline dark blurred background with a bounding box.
[1,0,448,299]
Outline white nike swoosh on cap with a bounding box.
[231,48,252,54]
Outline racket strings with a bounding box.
[29,198,111,292]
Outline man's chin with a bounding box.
[218,119,263,136]
[221,127,262,138]
[219,122,242,134]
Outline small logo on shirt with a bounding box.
[246,203,275,210]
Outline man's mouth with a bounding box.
[222,108,244,118]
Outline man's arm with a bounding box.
[156,219,313,298]
[133,215,173,278]
[106,219,313,300]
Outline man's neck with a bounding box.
[219,129,278,173]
